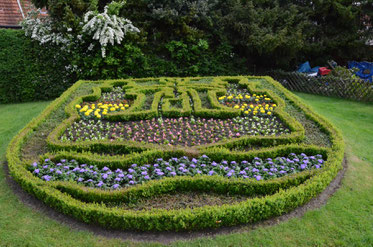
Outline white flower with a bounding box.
[21,2,140,58]
[88,43,95,51]
[82,5,140,57]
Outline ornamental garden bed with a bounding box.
[6,76,344,231]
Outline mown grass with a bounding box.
[0,93,373,246]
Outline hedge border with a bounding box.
[6,76,344,231]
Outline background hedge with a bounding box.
[0,0,372,103]
[0,29,75,103]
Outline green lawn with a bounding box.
[1,93,373,247]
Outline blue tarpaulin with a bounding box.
[297,61,320,74]
[348,61,373,82]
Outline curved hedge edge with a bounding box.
[162,87,193,117]
[52,170,314,204]
[6,76,345,232]
[260,76,344,151]
[6,80,100,188]
[7,142,342,231]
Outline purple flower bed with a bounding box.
[29,154,325,190]
[60,116,289,146]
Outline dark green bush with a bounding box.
[0,29,75,103]
[122,0,372,70]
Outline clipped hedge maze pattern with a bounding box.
[7,76,344,231]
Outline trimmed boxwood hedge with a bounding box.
[6,76,344,231]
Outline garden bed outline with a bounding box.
[3,156,347,244]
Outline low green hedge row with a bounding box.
[6,76,344,231]
[53,169,315,204]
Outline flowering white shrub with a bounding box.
[82,5,140,57]
[21,10,71,47]
[21,1,140,58]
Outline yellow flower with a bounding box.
[96,114,101,118]
[102,111,107,115]
[234,105,240,109]
[124,104,129,108]
[75,104,81,109]
[255,99,259,102]
[261,110,265,114]
[250,105,254,109]
[120,107,125,110]
[110,107,116,111]
[244,111,249,114]
[245,95,250,99]
[273,104,277,107]
[227,96,233,100]
[84,112,90,116]
[267,112,272,115]
[119,103,123,107]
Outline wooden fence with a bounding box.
[265,70,373,103]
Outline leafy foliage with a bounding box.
[1,0,371,103]
[0,29,74,103]
[122,0,372,70]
